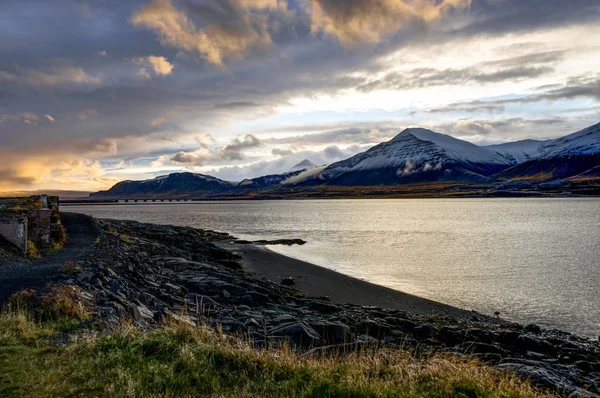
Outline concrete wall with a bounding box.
[0,215,27,252]
[0,195,61,252]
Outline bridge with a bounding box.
[59,198,205,205]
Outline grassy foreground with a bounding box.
[0,309,554,398]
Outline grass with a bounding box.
[26,239,40,258]
[0,308,552,398]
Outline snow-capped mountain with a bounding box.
[91,172,233,197]
[496,122,600,181]
[91,123,600,197]
[485,139,550,164]
[237,170,304,188]
[290,159,317,172]
[311,128,513,185]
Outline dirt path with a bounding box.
[0,212,99,304]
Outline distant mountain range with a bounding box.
[91,122,600,198]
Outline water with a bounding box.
[69,198,600,338]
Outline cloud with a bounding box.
[219,134,263,160]
[133,55,174,76]
[167,134,262,166]
[170,148,211,166]
[95,50,108,57]
[358,65,555,92]
[0,168,36,187]
[130,0,280,67]
[0,71,17,81]
[267,127,398,146]
[309,0,471,45]
[430,74,600,112]
[136,68,152,80]
[22,67,101,86]
[44,114,55,122]
[272,148,294,156]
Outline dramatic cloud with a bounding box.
[309,0,471,44]
[167,134,262,167]
[1,0,599,192]
[131,0,281,66]
[220,134,262,160]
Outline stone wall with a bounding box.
[0,195,61,252]
[0,214,27,252]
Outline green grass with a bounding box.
[0,309,552,398]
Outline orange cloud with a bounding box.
[309,0,471,45]
[130,0,278,67]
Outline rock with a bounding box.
[465,328,496,344]
[525,323,542,334]
[497,363,584,396]
[281,277,295,286]
[438,326,464,347]
[253,239,306,246]
[387,318,417,332]
[473,353,503,365]
[304,300,341,314]
[240,295,254,305]
[357,320,393,339]
[497,330,522,346]
[516,335,555,356]
[413,323,437,339]
[268,322,321,347]
[309,321,351,344]
[459,342,507,357]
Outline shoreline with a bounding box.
[218,241,494,322]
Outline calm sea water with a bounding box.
[70,198,600,338]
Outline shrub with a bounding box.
[59,261,82,274]
[38,284,92,320]
[7,285,92,322]
[8,289,38,309]
[26,240,39,258]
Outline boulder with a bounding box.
[309,321,351,344]
[413,323,437,339]
[465,328,496,344]
[438,326,464,346]
[357,320,393,339]
[281,277,295,286]
[268,322,321,347]
[459,342,507,357]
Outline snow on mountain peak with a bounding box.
[290,159,317,172]
[539,122,600,158]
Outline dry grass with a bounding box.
[8,285,92,322]
[0,309,553,398]
[59,260,82,274]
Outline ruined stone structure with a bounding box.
[0,195,62,253]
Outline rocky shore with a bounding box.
[10,215,600,397]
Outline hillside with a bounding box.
[91,172,233,198]
[314,128,512,186]
[88,123,600,198]
[496,122,600,181]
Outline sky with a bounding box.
[1,0,599,193]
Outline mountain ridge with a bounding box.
[91,122,600,197]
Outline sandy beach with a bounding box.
[218,241,488,321]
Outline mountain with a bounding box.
[307,128,513,186]
[485,139,549,164]
[290,159,317,172]
[91,172,233,198]
[237,170,304,189]
[496,122,600,181]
